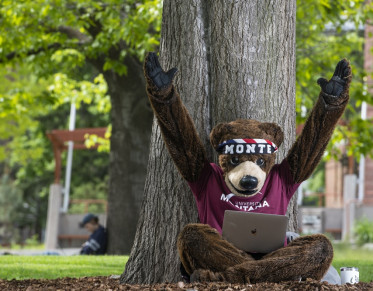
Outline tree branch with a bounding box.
[1,41,88,64]
[2,43,62,63]
[57,25,91,43]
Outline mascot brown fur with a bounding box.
[144,52,351,284]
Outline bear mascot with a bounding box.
[144,52,351,284]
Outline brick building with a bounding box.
[362,23,373,205]
[324,23,373,208]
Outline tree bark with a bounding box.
[122,0,296,284]
[103,55,153,254]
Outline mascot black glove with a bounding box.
[317,59,350,97]
[145,52,178,91]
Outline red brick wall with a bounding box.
[363,23,373,205]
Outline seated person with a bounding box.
[79,213,107,255]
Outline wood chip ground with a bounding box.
[1,277,373,290]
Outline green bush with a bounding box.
[68,176,108,214]
[24,234,40,247]
[355,218,373,246]
[302,195,323,206]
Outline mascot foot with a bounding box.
[190,269,225,283]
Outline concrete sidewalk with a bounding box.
[0,248,81,256]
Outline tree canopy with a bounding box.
[296,0,373,159]
[0,0,161,242]
[1,0,373,244]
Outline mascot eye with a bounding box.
[256,158,265,166]
[230,156,240,166]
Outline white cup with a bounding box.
[340,267,359,284]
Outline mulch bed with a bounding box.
[1,277,372,290]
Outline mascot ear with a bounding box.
[210,122,232,150]
[258,122,284,148]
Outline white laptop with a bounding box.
[222,210,288,253]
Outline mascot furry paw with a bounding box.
[144,52,351,283]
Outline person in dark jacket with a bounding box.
[79,213,107,255]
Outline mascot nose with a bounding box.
[239,175,258,190]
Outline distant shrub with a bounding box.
[355,218,373,246]
[302,194,324,207]
[25,234,40,247]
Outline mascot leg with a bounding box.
[177,223,254,277]
[190,234,333,284]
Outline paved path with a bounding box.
[0,248,81,256]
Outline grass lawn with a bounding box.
[0,255,128,280]
[0,245,372,282]
[332,244,373,283]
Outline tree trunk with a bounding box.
[122,0,296,284]
[104,55,153,254]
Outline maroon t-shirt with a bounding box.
[188,159,300,234]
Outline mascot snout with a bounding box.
[225,161,266,197]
